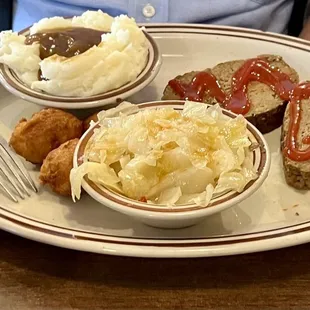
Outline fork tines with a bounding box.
[0,135,37,202]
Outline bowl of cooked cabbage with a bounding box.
[71,100,271,228]
[0,11,161,109]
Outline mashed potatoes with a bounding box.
[0,11,149,97]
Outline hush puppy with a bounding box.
[10,109,83,164]
[39,138,79,196]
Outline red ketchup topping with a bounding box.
[168,57,295,115]
[302,136,310,144]
[168,71,226,103]
[139,196,148,203]
[226,58,295,114]
[283,82,310,162]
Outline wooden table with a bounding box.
[1,229,310,310]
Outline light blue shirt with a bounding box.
[13,0,294,34]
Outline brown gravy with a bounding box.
[25,27,106,60]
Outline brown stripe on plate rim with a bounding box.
[1,208,310,248]
[150,31,310,54]
[0,31,158,102]
[144,24,310,52]
[77,100,266,213]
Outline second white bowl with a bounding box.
[74,100,271,229]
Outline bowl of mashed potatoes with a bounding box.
[0,10,161,109]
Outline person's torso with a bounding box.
[13,0,294,33]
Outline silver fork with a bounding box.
[0,135,37,202]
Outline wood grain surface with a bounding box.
[1,229,310,310]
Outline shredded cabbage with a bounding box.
[70,101,258,206]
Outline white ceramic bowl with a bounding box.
[0,29,161,110]
[74,100,271,229]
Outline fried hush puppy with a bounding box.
[83,112,99,131]
[10,108,83,164]
[40,139,79,196]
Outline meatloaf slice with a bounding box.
[162,55,299,134]
[162,69,219,105]
[281,100,310,189]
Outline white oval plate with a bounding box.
[1,24,310,258]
